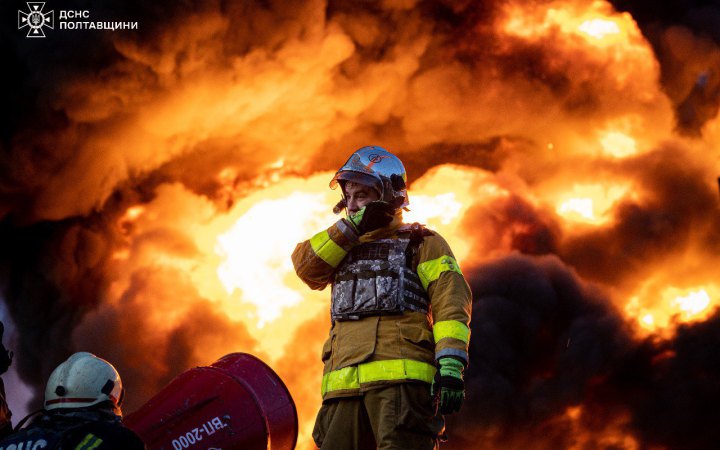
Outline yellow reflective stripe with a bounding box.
[322,365,359,395]
[321,359,436,396]
[416,255,463,290]
[310,230,347,268]
[359,359,436,383]
[433,320,470,344]
[75,434,103,450]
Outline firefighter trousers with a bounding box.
[312,382,444,450]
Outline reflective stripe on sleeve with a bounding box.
[75,433,104,450]
[321,359,436,396]
[433,320,470,344]
[416,255,463,290]
[310,230,347,268]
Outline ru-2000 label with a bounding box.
[171,416,227,450]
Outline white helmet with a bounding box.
[44,352,124,413]
[330,146,409,208]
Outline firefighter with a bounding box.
[0,352,146,449]
[292,146,472,449]
[0,321,13,439]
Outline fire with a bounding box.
[502,0,638,48]
[626,285,719,335]
[578,18,620,40]
[560,405,639,450]
[554,184,629,225]
[210,165,486,447]
[672,289,712,316]
[7,0,720,447]
[403,165,500,263]
[216,191,335,327]
[600,131,638,158]
[499,0,659,97]
[208,164,488,354]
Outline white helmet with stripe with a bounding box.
[44,352,124,414]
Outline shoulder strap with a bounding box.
[404,223,429,269]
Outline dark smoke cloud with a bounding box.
[610,0,720,136]
[461,193,560,259]
[628,309,720,449]
[0,217,117,396]
[445,253,636,449]
[560,145,720,286]
[446,253,720,449]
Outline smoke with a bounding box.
[445,253,720,449]
[629,309,720,449]
[445,253,635,449]
[609,0,720,136]
[0,0,719,448]
[460,193,561,258]
[560,144,720,287]
[71,266,260,412]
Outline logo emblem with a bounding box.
[18,2,54,38]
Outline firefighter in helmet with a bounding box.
[0,352,146,449]
[292,146,472,449]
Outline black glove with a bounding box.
[348,200,398,235]
[0,322,12,376]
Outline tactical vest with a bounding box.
[331,224,429,321]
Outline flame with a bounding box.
[10,0,720,447]
[208,165,489,447]
[554,183,629,225]
[672,289,712,316]
[578,18,621,40]
[499,0,659,98]
[626,285,719,335]
[557,405,639,449]
[216,191,333,327]
[214,164,488,332]
[502,0,638,48]
[600,131,638,158]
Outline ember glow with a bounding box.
[2,0,720,449]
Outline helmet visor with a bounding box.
[329,171,382,195]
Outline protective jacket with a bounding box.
[292,213,472,400]
[0,410,146,450]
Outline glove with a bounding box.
[0,322,12,376]
[432,357,465,415]
[348,201,397,235]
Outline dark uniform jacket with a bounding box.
[0,409,146,450]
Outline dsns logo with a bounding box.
[18,2,54,38]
